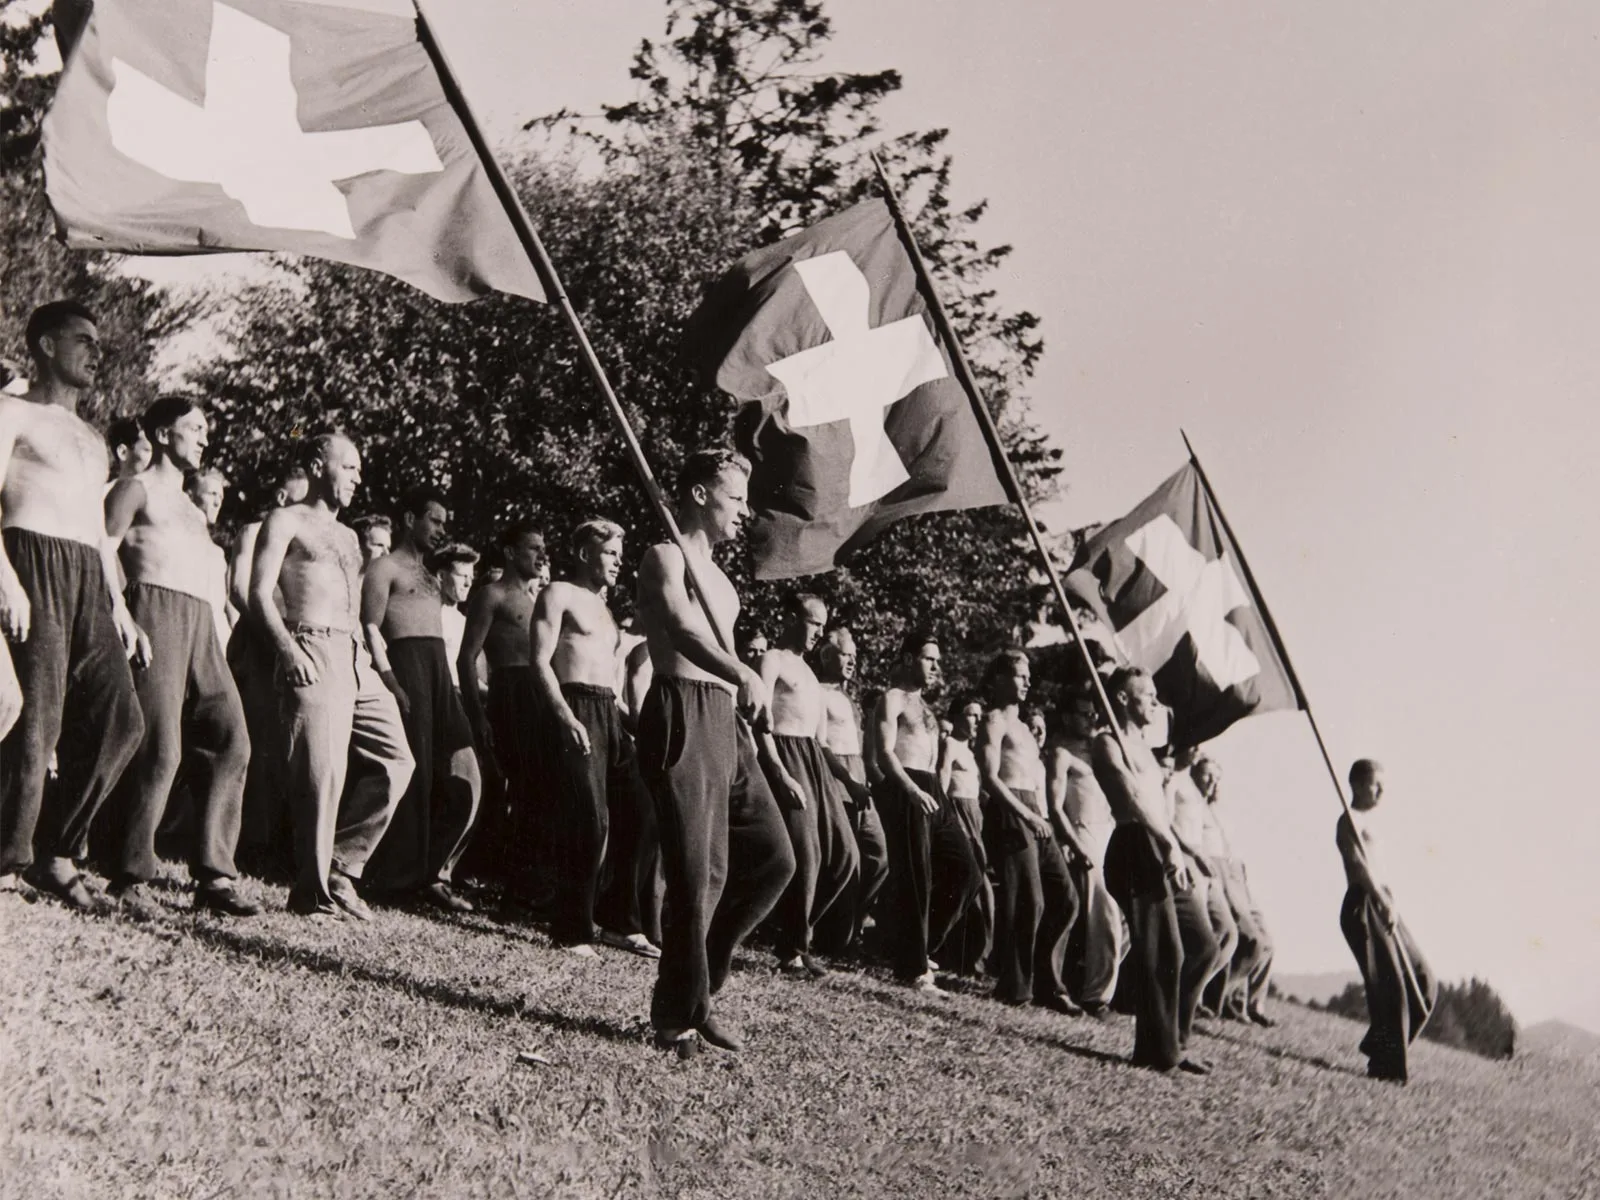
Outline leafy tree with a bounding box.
[0,5,188,423]
[1317,976,1517,1061]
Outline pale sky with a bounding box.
[100,1,1600,1029]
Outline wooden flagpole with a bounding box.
[1179,429,1432,1025]
[414,5,737,657]
[869,152,1131,751]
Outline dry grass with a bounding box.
[1,872,1593,1199]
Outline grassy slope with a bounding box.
[2,878,1594,1200]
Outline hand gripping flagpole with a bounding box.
[869,153,1131,755]
[414,5,737,658]
[1179,429,1432,1027]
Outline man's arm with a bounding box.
[250,508,318,686]
[637,545,766,723]
[977,713,1051,834]
[871,691,937,815]
[1091,732,1189,888]
[358,556,406,714]
[1335,816,1391,921]
[620,638,652,733]
[1044,747,1093,866]
[531,584,589,756]
[754,651,805,809]
[228,522,260,616]
[456,583,498,746]
[0,404,29,643]
[99,477,148,665]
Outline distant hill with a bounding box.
[1521,1020,1600,1063]
[1276,971,1360,1005]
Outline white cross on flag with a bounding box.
[1068,463,1299,746]
[686,200,1009,579]
[42,0,544,304]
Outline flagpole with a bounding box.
[1179,429,1431,1024]
[869,153,1132,753]
[413,4,735,657]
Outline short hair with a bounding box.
[499,519,545,549]
[108,416,144,452]
[898,628,939,660]
[784,591,825,617]
[983,648,1031,694]
[25,299,96,363]
[400,485,449,520]
[278,464,309,490]
[430,542,479,571]
[299,432,349,472]
[824,625,855,650]
[675,447,750,503]
[351,513,392,537]
[141,394,201,439]
[1106,666,1151,707]
[572,517,624,555]
[1349,758,1383,787]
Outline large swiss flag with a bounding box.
[685,199,1009,579]
[43,0,543,304]
[1067,463,1299,746]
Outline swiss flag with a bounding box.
[42,0,543,304]
[686,199,1009,580]
[1068,463,1299,746]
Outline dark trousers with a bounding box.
[986,798,1080,1004]
[107,584,248,884]
[813,753,888,955]
[230,622,291,872]
[1341,888,1436,1079]
[876,768,981,981]
[485,666,548,899]
[545,683,640,945]
[637,677,795,1033]
[0,529,143,874]
[365,638,480,891]
[769,734,861,960]
[1105,823,1185,1070]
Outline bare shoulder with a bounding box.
[536,580,577,612]
[259,504,303,539]
[0,393,30,429]
[105,475,147,511]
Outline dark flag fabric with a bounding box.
[43,0,545,304]
[1067,463,1299,746]
[686,198,1010,580]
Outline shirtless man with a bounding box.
[811,627,889,955]
[351,514,392,567]
[1091,667,1210,1073]
[978,651,1081,1012]
[184,467,232,642]
[102,397,256,916]
[106,416,151,488]
[228,464,309,869]
[531,518,654,956]
[250,434,413,919]
[1047,688,1127,1018]
[360,487,480,909]
[872,632,980,993]
[458,520,544,901]
[634,449,794,1054]
[758,593,861,978]
[0,301,145,908]
[1338,759,1436,1083]
[936,696,993,976]
[1195,755,1274,1025]
[1164,747,1235,1020]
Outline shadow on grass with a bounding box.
[1200,1026,1367,1079]
[147,921,647,1048]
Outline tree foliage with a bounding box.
[1318,977,1518,1061]
[0,5,189,421]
